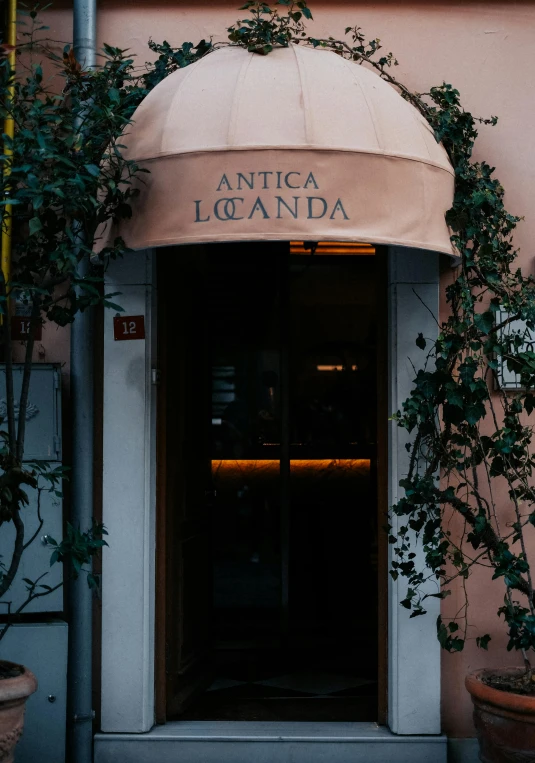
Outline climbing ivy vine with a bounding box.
[221,1,535,673]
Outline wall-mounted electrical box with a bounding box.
[0,365,63,613]
[0,364,62,460]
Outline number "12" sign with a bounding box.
[113,315,145,341]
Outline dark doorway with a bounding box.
[157,242,383,722]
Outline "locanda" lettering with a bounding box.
[194,195,349,222]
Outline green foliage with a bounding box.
[0,11,149,631]
[144,38,213,90]
[47,521,108,590]
[385,73,535,656]
[228,1,312,55]
[222,1,535,662]
[1,38,144,325]
[0,6,216,636]
[378,70,535,659]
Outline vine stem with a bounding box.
[15,297,40,462]
[1,273,16,454]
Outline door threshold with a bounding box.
[95,721,447,763]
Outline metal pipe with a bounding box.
[69,3,97,762]
[73,0,97,69]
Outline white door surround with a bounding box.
[97,246,443,754]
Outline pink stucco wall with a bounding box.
[38,0,535,738]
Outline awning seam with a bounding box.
[160,55,212,156]
[126,145,455,175]
[292,44,312,144]
[407,94,435,164]
[341,57,383,152]
[227,52,254,147]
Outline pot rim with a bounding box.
[466,667,535,716]
[0,660,37,703]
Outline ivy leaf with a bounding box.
[474,311,494,335]
[416,333,426,350]
[459,362,476,385]
[437,617,448,646]
[465,402,486,425]
[446,387,464,408]
[29,217,42,235]
[476,634,491,650]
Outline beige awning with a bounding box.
[116,44,455,255]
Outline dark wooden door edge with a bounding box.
[376,245,389,727]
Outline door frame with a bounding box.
[156,245,389,723]
[100,245,442,735]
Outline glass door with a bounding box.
[174,243,380,721]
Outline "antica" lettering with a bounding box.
[216,171,319,192]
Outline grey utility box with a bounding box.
[0,365,63,613]
[0,470,63,613]
[0,621,68,763]
[0,364,62,461]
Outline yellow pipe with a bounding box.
[1,0,17,293]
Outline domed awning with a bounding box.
[117,44,455,255]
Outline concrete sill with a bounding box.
[95,721,447,763]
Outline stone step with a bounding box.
[95,721,448,763]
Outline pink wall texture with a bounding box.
[37,0,535,738]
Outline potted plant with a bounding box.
[0,662,36,763]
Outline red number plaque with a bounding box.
[11,316,43,341]
[113,315,145,341]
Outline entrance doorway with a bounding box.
[156,243,385,723]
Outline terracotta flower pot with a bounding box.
[466,668,535,763]
[0,661,37,763]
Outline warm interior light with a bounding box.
[316,364,358,372]
[212,459,371,471]
[290,241,375,255]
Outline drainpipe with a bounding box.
[69,2,96,762]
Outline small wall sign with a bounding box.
[11,316,42,341]
[113,315,145,341]
[495,310,534,390]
